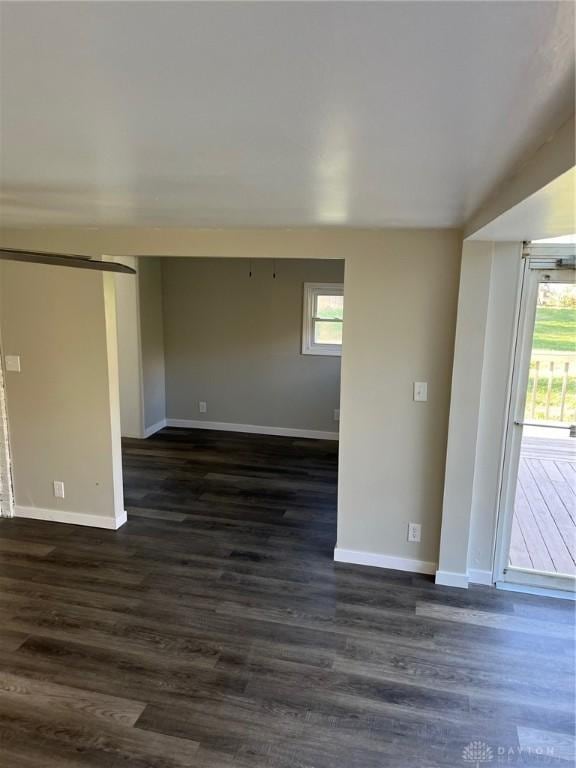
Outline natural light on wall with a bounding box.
[533,235,576,243]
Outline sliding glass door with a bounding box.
[496,257,575,594]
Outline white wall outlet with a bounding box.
[413,382,428,402]
[333,409,340,422]
[407,522,421,543]
[5,355,21,372]
[53,480,65,499]
[199,401,207,414]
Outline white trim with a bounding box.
[494,263,576,589]
[494,262,542,582]
[334,547,436,575]
[302,282,343,356]
[502,565,576,593]
[524,242,576,260]
[330,552,492,586]
[103,273,127,527]
[0,351,14,519]
[435,570,469,589]
[468,568,494,586]
[143,419,167,438]
[166,419,339,441]
[134,264,147,438]
[14,505,127,530]
[496,581,576,601]
[484,247,525,591]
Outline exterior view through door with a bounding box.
[499,248,575,594]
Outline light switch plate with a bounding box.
[413,382,428,402]
[199,401,207,414]
[5,355,21,373]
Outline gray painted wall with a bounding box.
[139,258,166,430]
[161,258,344,432]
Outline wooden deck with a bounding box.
[510,435,576,575]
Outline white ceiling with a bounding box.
[0,1,574,228]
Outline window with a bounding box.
[302,283,344,356]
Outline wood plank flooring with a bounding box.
[0,427,574,767]
[510,436,576,575]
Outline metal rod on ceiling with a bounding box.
[0,248,136,275]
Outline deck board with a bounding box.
[510,437,576,576]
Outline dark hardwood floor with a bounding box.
[0,428,574,767]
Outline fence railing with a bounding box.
[526,352,575,423]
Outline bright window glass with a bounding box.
[302,283,344,356]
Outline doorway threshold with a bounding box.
[496,580,576,601]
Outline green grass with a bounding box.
[533,307,576,352]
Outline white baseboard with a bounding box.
[435,569,494,588]
[14,505,127,530]
[165,418,339,441]
[334,547,436,575]
[468,568,493,586]
[143,419,167,438]
[435,570,469,589]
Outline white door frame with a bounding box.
[0,353,14,518]
[493,257,575,593]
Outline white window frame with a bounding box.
[302,282,344,356]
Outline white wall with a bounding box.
[468,243,523,573]
[466,115,575,238]
[336,230,461,571]
[435,242,494,586]
[0,261,125,528]
[436,241,523,587]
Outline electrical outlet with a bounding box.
[53,480,65,499]
[199,401,207,414]
[407,522,421,543]
[333,409,340,422]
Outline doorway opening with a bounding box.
[118,257,344,556]
[497,246,575,594]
